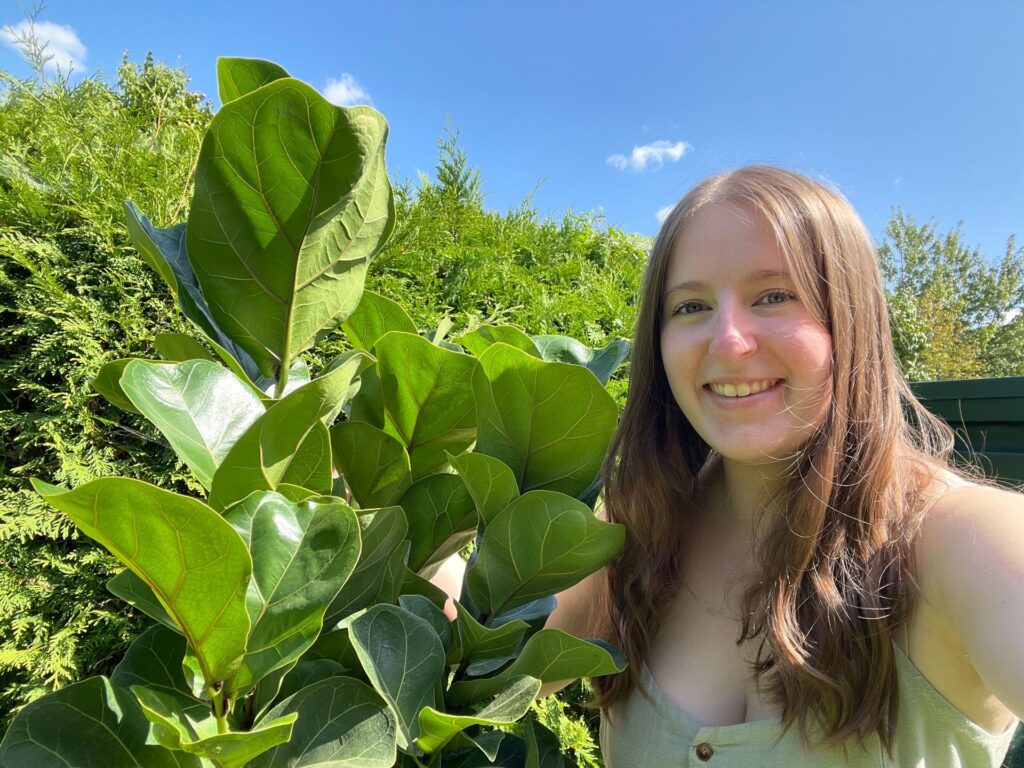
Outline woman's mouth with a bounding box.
[706,378,782,398]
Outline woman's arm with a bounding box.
[922,484,1024,719]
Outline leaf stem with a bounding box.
[274,362,290,399]
[210,685,231,735]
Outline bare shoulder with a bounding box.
[915,477,1024,720]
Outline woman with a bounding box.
[545,166,1024,766]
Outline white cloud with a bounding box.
[607,140,691,172]
[656,205,675,224]
[1,20,87,74]
[323,73,372,106]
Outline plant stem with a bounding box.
[210,686,230,735]
[274,361,290,399]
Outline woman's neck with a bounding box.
[702,455,792,544]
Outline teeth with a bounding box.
[709,379,778,397]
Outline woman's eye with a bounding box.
[758,290,795,306]
[674,301,706,315]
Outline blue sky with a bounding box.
[2,2,1021,261]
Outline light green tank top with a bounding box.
[600,642,1019,767]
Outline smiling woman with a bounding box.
[544,166,1024,767]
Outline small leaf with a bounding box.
[248,677,397,768]
[342,289,417,351]
[448,629,625,706]
[0,676,197,767]
[399,474,477,572]
[111,624,199,705]
[34,478,251,686]
[467,490,623,618]
[154,333,217,362]
[473,343,618,496]
[92,357,158,413]
[449,452,520,526]
[208,355,369,509]
[121,359,266,489]
[223,492,361,695]
[531,335,630,386]
[108,569,178,630]
[524,715,566,768]
[453,601,528,672]
[416,675,540,754]
[376,332,477,479]
[460,325,541,359]
[344,604,445,750]
[330,420,412,508]
[217,57,290,104]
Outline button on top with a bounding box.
[695,742,714,761]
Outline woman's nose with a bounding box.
[707,305,757,360]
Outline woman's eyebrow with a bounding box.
[662,269,792,300]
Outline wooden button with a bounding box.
[695,742,714,761]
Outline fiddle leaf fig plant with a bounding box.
[0,57,627,768]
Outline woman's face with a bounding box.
[659,202,833,466]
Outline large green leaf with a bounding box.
[472,343,618,496]
[121,359,266,489]
[453,601,529,674]
[33,477,251,685]
[398,594,453,655]
[252,658,348,720]
[124,201,266,386]
[330,420,412,508]
[467,490,623,619]
[208,355,369,509]
[108,569,178,629]
[398,474,477,571]
[459,325,540,359]
[448,630,625,705]
[325,506,408,623]
[188,78,395,379]
[342,289,417,351]
[449,452,520,526]
[531,335,630,386]
[376,332,477,478]
[0,676,198,767]
[524,715,566,768]
[248,677,397,768]
[416,675,540,754]
[217,57,290,104]
[344,604,445,751]
[223,492,361,695]
[133,684,296,768]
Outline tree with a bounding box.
[879,211,1024,381]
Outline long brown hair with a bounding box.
[591,166,958,754]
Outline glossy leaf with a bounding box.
[154,333,217,362]
[472,343,618,496]
[92,357,156,413]
[448,629,625,705]
[453,600,529,673]
[252,658,348,719]
[330,420,412,508]
[376,332,477,478]
[344,603,445,750]
[399,473,477,571]
[124,201,265,385]
[459,324,540,359]
[325,505,408,623]
[111,624,199,705]
[416,675,540,753]
[133,684,296,768]
[342,289,417,351]
[449,452,520,526]
[249,677,397,768]
[188,78,395,378]
[0,676,197,767]
[398,594,453,654]
[33,477,251,685]
[531,335,630,386]
[223,492,361,694]
[467,490,624,618]
[208,355,369,509]
[217,57,290,104]
[121,359,266,489]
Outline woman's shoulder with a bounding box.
[912,471,1024,725]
